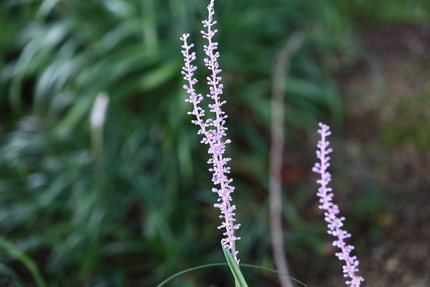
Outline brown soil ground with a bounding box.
[313,24,430,287]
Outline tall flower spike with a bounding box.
[180,0,241,264]
[312,123,364,287]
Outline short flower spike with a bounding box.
[312,123,364,287]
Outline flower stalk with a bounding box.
[180,0,241,264]
[312,123,364,287]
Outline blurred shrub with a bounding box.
[0,0,428,286]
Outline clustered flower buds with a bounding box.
[312,123,364,287]
[180,0,240,264]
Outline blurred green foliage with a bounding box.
[381,92,430,150]
[0,0,429,286]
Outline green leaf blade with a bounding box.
[221,241,249,287]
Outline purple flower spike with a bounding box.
[180,0,241,264]
[312,123,364,287]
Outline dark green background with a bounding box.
[0,0,428,286]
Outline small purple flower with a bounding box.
[312,123,364,287]
[180,0,241,264]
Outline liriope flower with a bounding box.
[180,0,240,264]
[312,123,364,287]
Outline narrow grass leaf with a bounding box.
[221,241,248,287]
[156,263,227,287]
[240,264,307,286]
[0,236,48,287]
[156,261,307,287]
